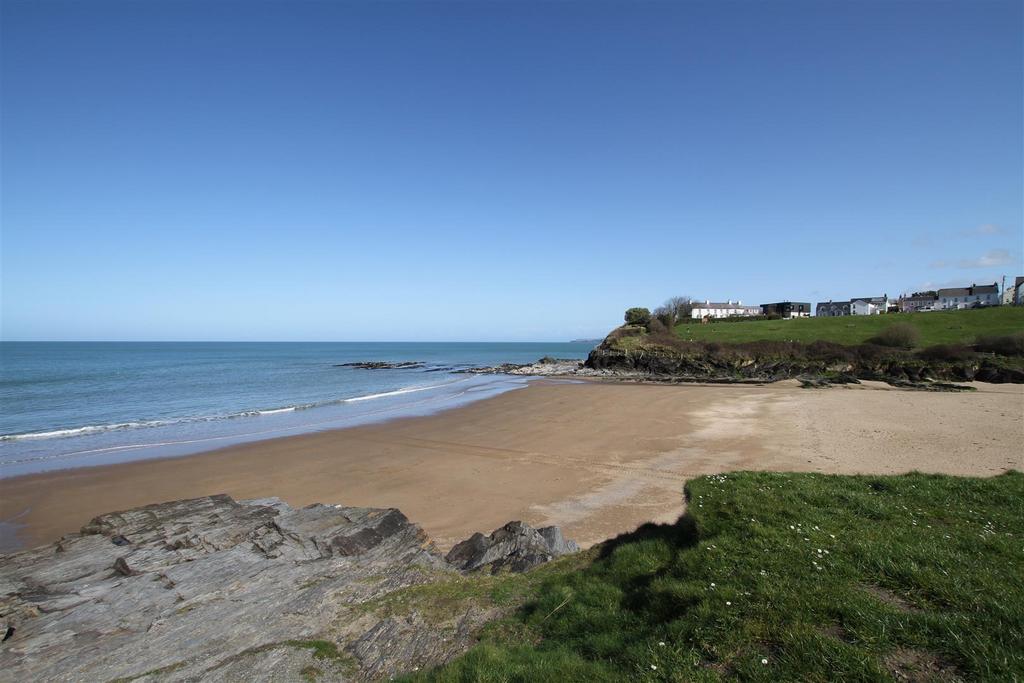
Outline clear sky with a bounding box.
[2,0,1021,341]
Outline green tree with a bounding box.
[624,307,652,326]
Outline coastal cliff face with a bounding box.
[0,495,577,682]
[582,335,1024,385]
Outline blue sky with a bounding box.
[2,0,1021,341]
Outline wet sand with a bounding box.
[1,380,1021,553]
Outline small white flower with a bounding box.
[761,658,769,665]
[726,601,732,606]
[651,664,657,670]
[658,641,666,647]
[710,582,716,587]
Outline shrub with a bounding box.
[645,317,669,335]
[869,323,921,349]
[918,344,976,361]
[975,332,1024,357]
[624,307,652,326]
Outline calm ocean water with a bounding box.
[0,342,594,478]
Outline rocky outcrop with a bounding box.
[458,358,585,376]
[334,361,426,370]
[446,521,580,574]
[584,344,1024,385]
[0,495,576,682]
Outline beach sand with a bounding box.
[1,380,1021,553]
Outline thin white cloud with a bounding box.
[929,249,1016,269]
[913,223,1010,249]
[958,249,1014,268]
[960,223,1007,237]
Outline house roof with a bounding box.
[693,302,759,310]
[938,283,998,297]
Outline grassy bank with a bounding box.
[407,471,1024,681]
[672,307,1024,346]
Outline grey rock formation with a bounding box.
[0,495,576,682]
[458,358,587,376]
[334,361,425,370]
[445,521,580,574]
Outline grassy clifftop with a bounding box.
[672,307,1024,346]
[409,471,1024,681]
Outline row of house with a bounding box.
[688,279,1018,321]
[689,300,810,320]
[819,282,1005,316]
[817,295,891,317]
[895,283,1000,313]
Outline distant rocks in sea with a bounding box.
[334,361,426,370]
[0,495,578,681]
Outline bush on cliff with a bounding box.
[624,307,652,326]
[976,332,1024,357]
[869,322,920,349]
[917,344,976,361]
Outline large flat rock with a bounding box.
[0,494,577,682]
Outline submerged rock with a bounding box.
[0,495,577,681]
[446,521,580,574]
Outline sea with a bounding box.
[0,342,596,478]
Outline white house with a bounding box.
[817,295,888,317]
[936,283,999,310]
[850,299,878,315]
[690,300,762,319]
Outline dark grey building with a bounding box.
[760,301,811,318]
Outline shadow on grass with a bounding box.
[595,513,699,562]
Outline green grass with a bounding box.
[672,307,1024,346]
[356,553,596,624]
[408,471,1024,682]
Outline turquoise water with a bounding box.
[0,342,594,477]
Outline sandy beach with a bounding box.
[1,379,1021,553]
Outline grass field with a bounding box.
[405,471,1024,682]
[671,307,1024,347]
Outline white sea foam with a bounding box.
[0,376,532,475]
[342,382,454,403]
[251,407,297,416]
[0,380,467,442]
[0,421,169,442]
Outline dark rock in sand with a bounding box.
[446,520,579,574]
[0,495,577,681]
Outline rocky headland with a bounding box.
[458,333,1024,386]
[0,495,577,682]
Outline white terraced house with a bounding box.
[690,300,762,319]
[936,283,999,310]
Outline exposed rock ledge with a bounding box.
[0,495,577,682]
